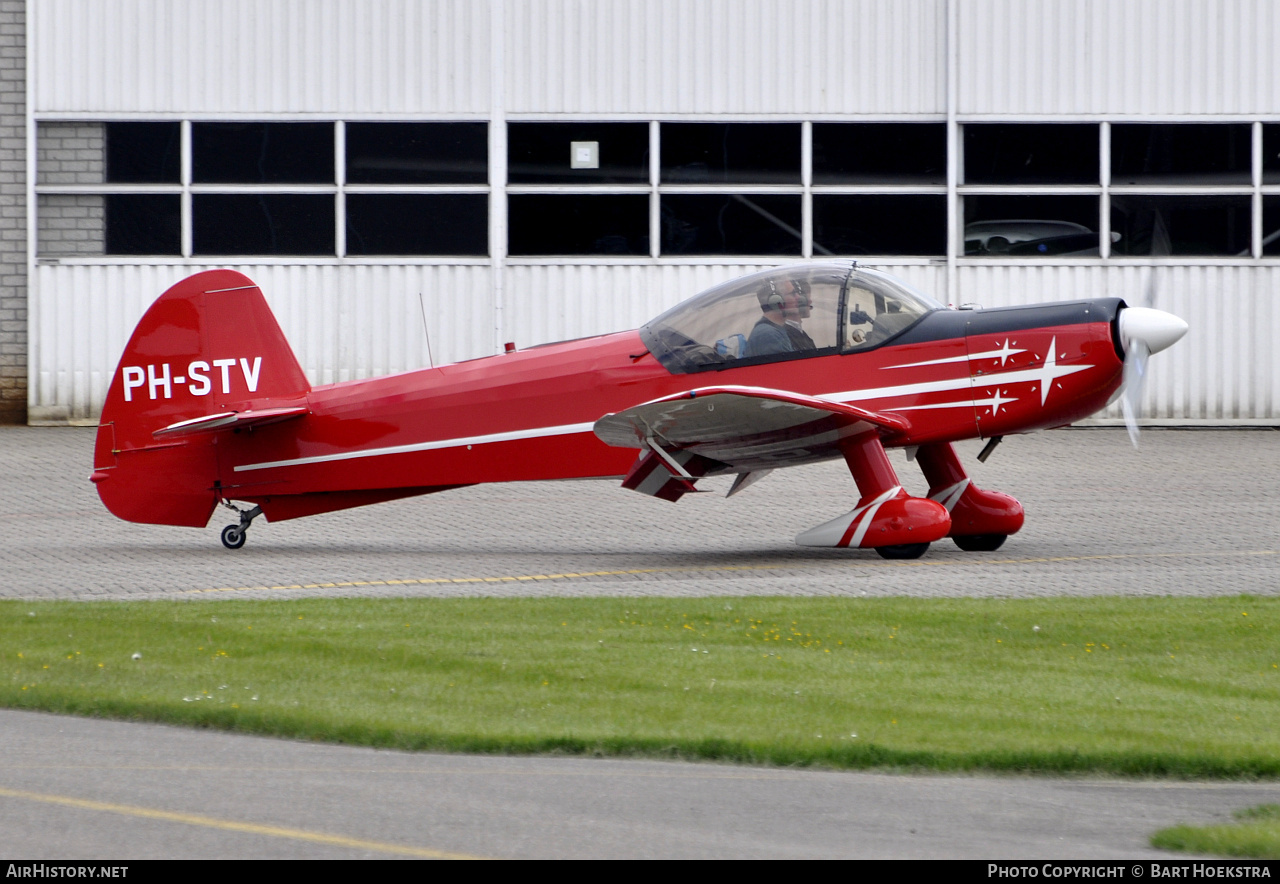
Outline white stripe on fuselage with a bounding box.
[233,421,596,472]
[233,339,1093,473]
[825,338,1088,408]
[884,340,1026,369]
[823,362,1089,407]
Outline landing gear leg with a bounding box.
[916,442,1024,551]
[795,430,950,554]
[219,501,262,550]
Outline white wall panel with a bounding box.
[29,261,1277,423]
[32,0,943,116]
[959,0,1280,116]
[955,264,1280,422]
[505,0,945,115]
[26,0,1280,426]
[867,264,947,305]
[31,264,493,421]
[32,0,1280,118]
[503,263,766,348]
[32,0,491,115]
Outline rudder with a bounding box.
[92,270,310,526]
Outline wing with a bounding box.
[594,385,911,501]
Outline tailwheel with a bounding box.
[218,501,262,550]
[953,534,1007,552]
[875,542,931,560]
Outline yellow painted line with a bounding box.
[180,563,793,595]
[0,764,857,785]
[0,785,483,859]
[175,550,1279,596]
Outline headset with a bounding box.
[763,279,785,311]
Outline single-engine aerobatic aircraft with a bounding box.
[92,262,1187,558]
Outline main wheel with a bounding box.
[953,534,1007,552]
[220,525,246,550]
[874,542,930,560]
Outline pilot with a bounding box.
[747,278,813,357]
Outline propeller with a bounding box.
[1114,214,1186,447]
[1116,303,1187,446]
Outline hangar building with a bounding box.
[2,0,1278,425]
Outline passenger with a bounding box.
[747,279,812,356]
[784,281,816,351]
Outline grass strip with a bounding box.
[2,596,1277,777]
[1151,804,1280,858]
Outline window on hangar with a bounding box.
[507,122,649,256]
[811,122,946,257]
[962,124,1103,257]
[1110,124,1254,257]
[345,122,489,256]
[659,123,802,257]
[31,119,1277,260]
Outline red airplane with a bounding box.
[91,262,1187,558]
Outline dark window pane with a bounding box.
[813,195,945,256]
[105,194,181,255]
[1111,124,1251,185]
[813,123,946,184]
[964,195,1100,256]
[508,194,648,256]
[1110,195,1250,256]
[1264,125,1280,185]
[661,123,800,184]
[194,194,334,255]
[508,122,647,184]
[345,122,487,184]
[661,194,801,256]
[346,194,487,255]
[964,124,1099,184]
[106,123,180,184]
[1261,196,1280,256]
[193,123,333,183]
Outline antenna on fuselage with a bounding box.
[418,292,435,368]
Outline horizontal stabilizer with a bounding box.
[153,404,309,438]
[595,385,910,475]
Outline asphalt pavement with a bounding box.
[3,426,1279,601]
[4,709,1280,860]
[2,426,1279,859]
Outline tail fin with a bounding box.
[93,270,310,526]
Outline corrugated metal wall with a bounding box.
[37,0,1280,118]
[32,0,492,114]
[958,0,1280,117]
[30,261,948,422]
[27,0,1280,422]
[30,259,1280,424]
[30,264,494,421]
[503,0,946,115]
[33,0,945,115]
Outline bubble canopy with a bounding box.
[640,262,945,374]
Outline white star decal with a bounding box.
[829,335,1093,410]
[993,339,1019,366]
[882,339,1025,370]
[1031,337,1087,406]
[986,389,1014,415]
